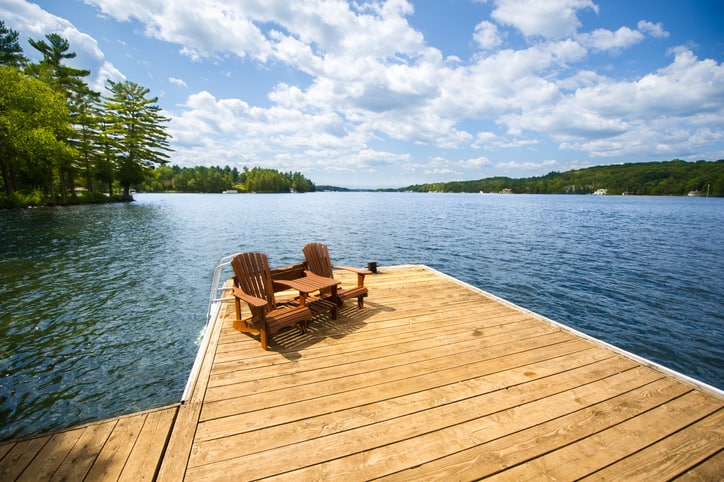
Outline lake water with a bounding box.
[1,192,722,441]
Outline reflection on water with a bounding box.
[1,193,722,440]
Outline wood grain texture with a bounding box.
[1,265,721,481]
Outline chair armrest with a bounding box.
[333,265,372,275]
[232,287,268,309]
[332,266,371,287]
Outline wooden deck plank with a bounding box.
[156,273,231,482]
[212,306,530,372]
[212,317,561,380]
[486,391,723,481]
[206,318,558,397]
[580,409,724,481]
[674,450,724,480]
[14,428,85,481]
[378,377,694,481]
[196,337,597,446]
[0,436,51,481]
[0,444,12,465]
[199,330,574,421]
[184,265,723,481]
[198,340,611,440]
[189,352,629,468]
[155,402,200,482]
[50,420,117,481]
[252,366,670,481]
[119,407,178,481]
[1,265,722,481]
[213,303,522,365]
[83,413,147,481]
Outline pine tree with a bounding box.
[103,80,173,195]
[0,21,27,67]
[27,33,96,200]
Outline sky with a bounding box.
[1,0,723,188]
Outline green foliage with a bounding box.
[102,80,172,195]
[0,23,173,207]
[78,190,109,204]
[239,167,315,193]
[0,66,71,196]
[26,33,91,94]
[136,165,316,193]
[0,20,27,67]
[0,189,44,209]
[403,160,724,196]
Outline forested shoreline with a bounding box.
[137,165,315,193]
[131,159,721,197]
[400,159,723,196]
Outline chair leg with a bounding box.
[358,296,364,309]
[260,328,269,350]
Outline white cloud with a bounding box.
[502,47,724,158]
[578,27,644,53]
[83,0,709,169]
[169,77,188,88]
[84,0,459,150]
[157,0,718,169]
[495,159,558,170]
[458,156,492,168]
[424,167,457,176]
[638,20,669,39]
[490,0,598,39]
[85,0,426,67]
[556,70,609,91]
[473,21,502,50]
[94,61,125,92]
[0,0,121,92]
[4,0,723,185]
[459,40,585,121]
[168,89,416,177]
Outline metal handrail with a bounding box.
[205,252,240,325]
[182,253,240,402]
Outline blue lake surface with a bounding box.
[1,192,722,441]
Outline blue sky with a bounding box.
[1,0,723,188]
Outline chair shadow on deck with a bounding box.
[260,300,394,361]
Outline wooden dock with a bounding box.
[2,265,722,480]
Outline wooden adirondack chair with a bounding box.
[231,252,312,350]
[302,242,371,309]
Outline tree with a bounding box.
[0,21,27,67]
[27,33,98,200]
[26,34,90,92]
[102,80,172,195]
[70,88,103,191]
[0,66,71,197]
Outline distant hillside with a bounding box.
[401,159,724,196]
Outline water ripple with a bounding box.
[1,193,722,441]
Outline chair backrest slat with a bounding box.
[231,252,276,309]
[303,242,334,278]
